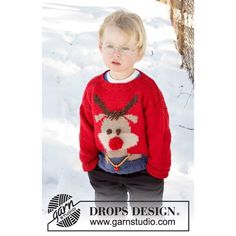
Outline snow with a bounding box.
[42,0,194,223]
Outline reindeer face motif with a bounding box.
[94,94,139,157]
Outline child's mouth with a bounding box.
[112,61,121,65]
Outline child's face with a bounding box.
[99,26,141,77]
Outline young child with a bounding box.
[79,10,171,207]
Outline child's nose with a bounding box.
[113,48,121,57]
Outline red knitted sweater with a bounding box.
[79,70,171,179]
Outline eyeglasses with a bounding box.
[102,44,136,56]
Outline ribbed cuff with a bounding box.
[146,163,169,179]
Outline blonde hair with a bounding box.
[99,10,146,57]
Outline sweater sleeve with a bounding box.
[79,84,99,171]
[144,82,171,179]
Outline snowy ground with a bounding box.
[42,0,194,223]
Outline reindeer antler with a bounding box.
[94,94,110,115]
[120,95,138,115]
[94,94,138,120]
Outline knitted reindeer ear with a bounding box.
[95,113,106,122]
[124,114,138,123]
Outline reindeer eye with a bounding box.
[116,128,121,135]
[106,129,112,135]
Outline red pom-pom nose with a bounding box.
[109,137,123,150]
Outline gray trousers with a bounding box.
[88,166,164,208]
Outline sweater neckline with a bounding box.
[106,69,140,83]
[100,69,144,90]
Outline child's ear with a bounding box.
[136,50,143,62]
[99,42,102,52]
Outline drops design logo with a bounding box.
[48,194,80,227]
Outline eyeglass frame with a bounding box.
[101,43,138,56]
